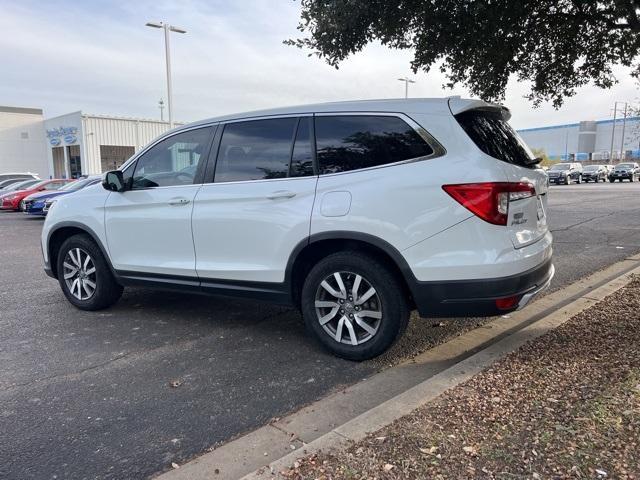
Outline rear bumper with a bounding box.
[410,258,554,317]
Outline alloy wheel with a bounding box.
[314,271,382,346]
[63,247,97,300]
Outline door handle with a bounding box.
[267,190,296,200]
[168,197,190,206]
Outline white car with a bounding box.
[42,98,553,360]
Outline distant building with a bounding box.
[0,105,180,178]
[518,117,640,163]
[0,106,48,176]
[44,111,181,178]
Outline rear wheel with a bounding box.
[56,234,123,310]
[301,251,409,361]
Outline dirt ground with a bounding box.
[286,277,640,479]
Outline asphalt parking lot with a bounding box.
[1,182,639,480]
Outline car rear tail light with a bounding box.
[442,182,536,225]
[495,295,521,310]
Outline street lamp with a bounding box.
[146,21,187,128]
[397,77,416,99]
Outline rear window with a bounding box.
[455,110,537,168]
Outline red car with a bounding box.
[0,179,74,211]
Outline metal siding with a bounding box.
[81,116,175,174]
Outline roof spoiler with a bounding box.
[447,98,511,121]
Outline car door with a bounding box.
[192,116,317,284]
[104,126,215,277]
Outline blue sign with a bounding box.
[46,126,78,145]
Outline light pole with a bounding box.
[397,77,416,98]
[620,102,628,161]
[146,21,186,128]
[158,99,165,121]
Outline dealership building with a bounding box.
[0,105,179,179]
[518,116,640,162]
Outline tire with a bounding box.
[565,176,571,185]
[56,234,123,310]
[576,174,582,184]
[610,178,615,183]
[595,177,599,183]
[300,251,410,361]
[630,175,635,182]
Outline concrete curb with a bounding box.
[156,259,640,480]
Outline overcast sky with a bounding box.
[1,0,638,129]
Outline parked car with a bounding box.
[0,178,42,198]
[581,164,608,183]
[0,172,39,183]
[23,176,102,216]
[609,162,640,182]
[42,98,554,360]
[547,162,583,184]
[0,178,30,190]
[1,179,73,211]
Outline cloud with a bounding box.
[0,0,637,128]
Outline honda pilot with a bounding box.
[42,98,554,360]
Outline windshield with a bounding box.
[550,163,571,171]
[617,163,635,168]
[583,165,600,171]
[66,178,100,192]
[59,178,93,191]
[4,179,39,191]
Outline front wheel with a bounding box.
[300,251,410,361]
[56,234,123,310]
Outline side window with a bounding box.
[214,118,297,183]
[131,127,213,189]
[290,117,315,177]
[315,115,433,174]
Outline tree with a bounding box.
[531,147,555,166]
[287,1,640,108]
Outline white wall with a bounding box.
[0,107,48,176]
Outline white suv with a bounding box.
[42,98,553,360]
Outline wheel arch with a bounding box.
[47,222,113,279]
[286,231,418,309]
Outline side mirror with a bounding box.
[102,170,127,192]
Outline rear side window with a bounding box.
[214,118,297,182]
[455,110,536,168]
[315,116,433,174]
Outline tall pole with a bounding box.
[397,77,416,98]
[163,23,173,128]
[564,127,569,161]
[146,22,186,129]
[620,102,628,161]
[609,102,618,163]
